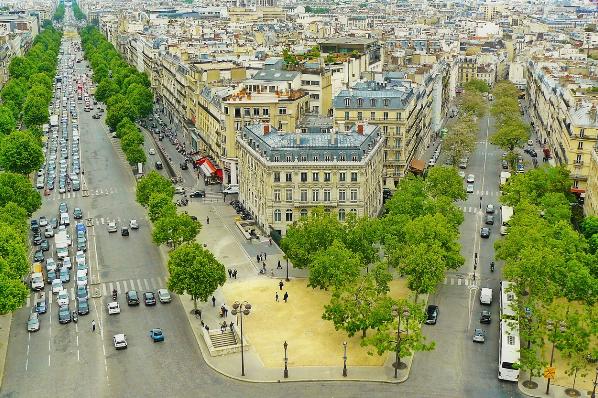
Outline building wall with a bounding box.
[585,149,598,216]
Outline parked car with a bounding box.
[77,298,90,315]
[466,174,475,183]
[425,305,439,325]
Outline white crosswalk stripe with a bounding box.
[129,279,136,291]
[443,276,471,287]
[122,280,128,292]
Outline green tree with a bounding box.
[500,166,571,207]
[393,242,446,302]
[123,145,147,165]
[425,166,466,201]
[126,83,153,118]
[581,216,598,240]
[95,78,119,102]
[167,242,226,310]
[463,79,490,93]
[361,299,435,364]
[383,175,427,219]
[152,213,201,248]
[490,118,529,152]
[28,72,53,90]
[443,115,477,166]
[22,96,49,127]
[106,100,138,130]
[0,274,29,314]
[322,274,395,338]
[0,203,28,239]
[0,131,44,175]
[8,57,33,80]
[0,172,41,215]
[115,117,137,139]
[136,170,174,206]
[490,97,519,125]
[1,79,28,116]
[0,106,16,136]
[121,129,144,151]
[460,90,486,118]
[308,240,362,290]
[0,226,29,279]
[147,193,177,222]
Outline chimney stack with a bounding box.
[357,122,364,135]
[330,127,337,145]
[295,128,301,145]
[263,123,270,135]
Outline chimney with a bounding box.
[295,128,301,145]
[330,127,337,145]
[263,124,270,135]
[357,122,364,135]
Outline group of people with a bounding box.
[227,268,238,279]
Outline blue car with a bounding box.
[60,267,70,283]
[149,328,164,342]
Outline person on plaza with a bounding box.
[263,252,267,261]
[206,216,209,225]
[256,254,260,262]
[91,320,96,332]
[279,280,284,290]
[283,292,289,303]
[275,292,279,302]
[233,269,237,279]
[211,296,216,307]
[229,322,234,331]
[277,260,282,270]
[228,269,232,278]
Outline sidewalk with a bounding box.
[160,201,415,383]
[518,373,595,398]
[0,314,12,389]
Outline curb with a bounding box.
[0,313,13,390]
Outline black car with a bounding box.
[485,215,494,225]
[425,305,439,325]
[33,250,44,262]
[480,310,491,324]
[58,305,71,324]
[33,233,43,245]
[35,296,48,314]
[501,160,509,170]
[180,163,188,170]
[40,239,50,252]
[155,161,163,170]
[77,298,90,315]
[121,227,129,236]
[189,190,205,198]
[480,227,490,238]
[126,290,139,305]
[30,219,39,232]
[143,291,156,306]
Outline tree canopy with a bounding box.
[136,171,174,206]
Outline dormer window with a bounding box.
[357,98,364,107]
[344,98,350,107]
[383,98,390,107]
[370,98,376,107]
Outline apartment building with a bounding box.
[585,148,598,216]
[526,60,598,195]
[332,79,433,188]
[236,122,384,236]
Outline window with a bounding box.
[339,172,346,182]
[310,93,319,100]
[274,156,280,162]
[234,108,241,117]
[351,172,358,182]
[274,209,281,222]
[312,189,319,202]
[274,189,281,202]
[383,111,389,120]
[285,188,293,202]
[350,208,357,214]
[286,155,292,162]
[324,172,331,182]
[350,189,358,202]
[383,98,390,107]
[300,155,307,161]
[301,172,308,182]
[274,172,280,182]
[383,125,389,135]
[312,172,319,182]
[285,172,292,182]
[339,153,346,161]
[325,154,331,161]
[357,98,364,107]
[338,189,346,202]
[224,106,229,115]
[344,111,349,121]
[344,98,350,107]
[324,189,331,202]
[370,112,376,120]
[357,112,363,121]
[577,141,583,150]
[352,155,358,161]
[338,208,346,221]
[278,107,287,115]
[580,129,585,138]
[300,209,308,218]
[253,108,260,116]
[313,155,319,161]
[285,209,293,222]
[244,108,251,116]
[370,98,376,107]
[300,189,308,202]
[262,108,269,116]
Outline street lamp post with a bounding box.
[231,301,252,377]
[342,341,347,377]
[285,256,290,282]
[591,367,598,398]
[283,341,288,378]
[545,320,566,395]
[392,305,411,378]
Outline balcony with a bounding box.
[573,161,584,168]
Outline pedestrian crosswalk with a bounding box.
[474,190,500,197]
[443,275,471,286]
[462,206,481,214]
[25,276,167,308]
[47,187,121,201]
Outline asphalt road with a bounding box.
[1,18,524,398]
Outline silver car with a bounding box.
[27,312,40,332]
[473,328,486,343]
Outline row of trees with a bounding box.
[80,26,153,165]
[489,81,531,168]
[115,118,146,166]
[72,0,86,20]
[497,166,598,390]
[281,166,467,359]
[443,79,488,164]
[136,171,226,311]
[53,3,65,22]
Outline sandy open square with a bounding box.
[222,278,411,368]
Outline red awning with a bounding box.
[215,169,223,180]
[570,187,586,194]
[199,158,217,177]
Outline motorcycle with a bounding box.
[72,311,78,323]
[490,262,495,272]
[112,289,118,301]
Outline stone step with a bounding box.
[210,331,237,348]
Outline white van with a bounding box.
[480,287,493,305]
[223,184,239,194]
[60,212,70,226]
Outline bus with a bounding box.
[500,206,513,235]
[499,281,520,382]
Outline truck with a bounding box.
[30,263,44,291]
[500,206,514,235]
[55,230,70,259]
[480,287,493,305]
[50,114,59,128]
[500,171,511,188]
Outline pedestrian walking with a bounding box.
[206,216,209,225]
[205,325,210,332]
[228,269,232,278]
[277,260,282,269]
[275,292,279,302]
[91,320,96,332]
[224,307,228,317]
[279,280,284,290]
[233,269,237,279]
[269,238,272,246]
[211,296,216,307]
[256,254,260,262]
[229,322,234,331]
[264,252,267,260]
[263,261,267,270]
[283,292,289,303]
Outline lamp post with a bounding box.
[231,301,251,377]
[545,320,566,395]
[283,341,288,378]
[342,341,348,377]
[392,305,411,378]
[591,367,598,398]
[285,256,290,282]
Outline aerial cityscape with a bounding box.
[0,0,595,397]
